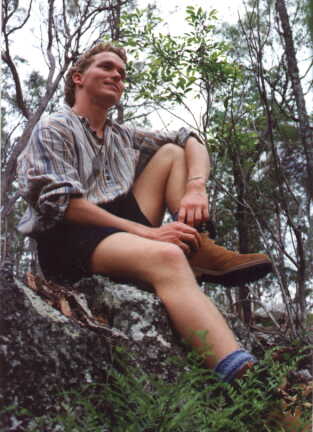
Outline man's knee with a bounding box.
[157,241,186,264]
[155,143,184,160]
[147,242,189,283]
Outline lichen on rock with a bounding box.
[0,264,186,428]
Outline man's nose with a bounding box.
[111,68,122,81]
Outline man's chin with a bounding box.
[95,94,121,110]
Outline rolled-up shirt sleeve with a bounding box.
[17,120,85,225]
[125,126,203,176]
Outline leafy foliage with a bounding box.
[6,346,311,432]
[118,6,240,127]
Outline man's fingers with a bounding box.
[178,222,202,248]
[178,241,191,255]
[175,222,198,235]
[186,209,195,226]
[179,205,210,227]
[166,221,202,249]
[178,208,186,223]
[194,207,203,226]
[203,206,209,221]
[180,232,200,251]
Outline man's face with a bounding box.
[73,51,126,108]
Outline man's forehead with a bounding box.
[92,51,125,67]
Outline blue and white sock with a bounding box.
[214,349,257,382]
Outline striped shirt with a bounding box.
[17,104,202,236]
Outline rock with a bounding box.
[0,268,186,428]
[0,264,256,430]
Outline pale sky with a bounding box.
[139,0,243,28]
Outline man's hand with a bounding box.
[178,178,209,227]
[144,222,201,255]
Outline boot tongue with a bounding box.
[196,220,216,239]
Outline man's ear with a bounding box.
[72,71,83,86]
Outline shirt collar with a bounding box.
[63,104,113,140]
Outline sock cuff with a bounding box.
[213,349,257,382]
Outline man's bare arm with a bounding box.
[65,197,201,254]
[185,136,211,182]
[178,137,211,226]
[65,197,147,235]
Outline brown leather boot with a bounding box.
[189,233,273,287]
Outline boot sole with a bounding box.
[193,260,273,287]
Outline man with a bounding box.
[17,42,271,381]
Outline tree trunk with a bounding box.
[275,0,310,320]
[276,0,313,200]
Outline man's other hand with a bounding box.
[144,222,201,255]
[178,179,209,227]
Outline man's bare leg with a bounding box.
[90,144,255,374]
[90,232,239,369]
[91,144,240,369]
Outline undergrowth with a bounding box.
[2,347,312,432]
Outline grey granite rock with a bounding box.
[0,263,256,430]
[0,268,185,428]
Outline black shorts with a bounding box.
[36,192,153,284]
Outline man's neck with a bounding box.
[72,102,108,138]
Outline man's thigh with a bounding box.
[132,144,185,226]
[90,231,179,285]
